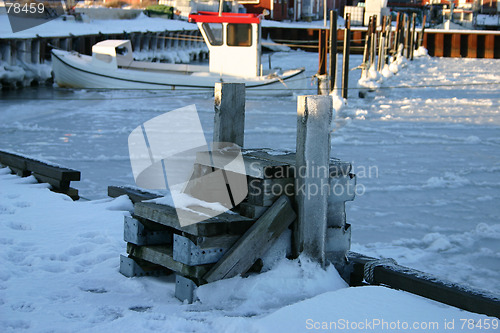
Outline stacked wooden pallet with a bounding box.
[0,150,81,200]
[113,148,353,303]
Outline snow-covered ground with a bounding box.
[1,47,499,330]
[0,168,497,332]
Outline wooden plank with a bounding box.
[32,173,70,190]
[181,232,240,250]
[348,252,500,319]
[0,151,27,170]
[127,243,212,280]
[134,202,255,236]
[243,149,352,177]
[108,185,162,203]
[247,177,294,206]
[26,160,80,182]
[239,202,269,219]
[204,195,296,283]
[0,150,80,181]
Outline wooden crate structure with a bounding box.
[112,148,354,303]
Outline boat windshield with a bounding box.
[202,23,223,46]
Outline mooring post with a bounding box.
[385,15,392,64]
[361,16,373,79]
[405,14,411,58]
[418,15,427,48]
[341,14,351,99]
[329,10,338,94]
[377,16,387,72]
[317,29,329,95]
[410,13,417,60]
[370,15,377,69]
[213,83,246,148]
[294,95,333,266]
[393,12,401,56]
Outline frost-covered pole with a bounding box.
[405,14,411,58]
[329,10,338,93]
[213,83,245,148]
[341,14,351,99]
[294,95,333,266]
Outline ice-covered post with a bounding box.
[213,83,245,148]
[385,15,392,64]
[329,10,338,93]
[294,95,333,266]
[341,14,351,99]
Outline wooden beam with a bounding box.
[204,195,296,283]
[127,243,211,280]
[348,252,500,319]
[134,202,255,236]
[107,185,161,203]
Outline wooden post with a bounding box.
[294,95,333,265]
[418,15,427,48]
[318,29,329,95]
[361,16,373,78]
[410,13,417,60]
[341,14,351,99]
[377,16,387,71]
[370,15,377,68]
[213,83,245,148]
[393,12,401,55]
[405,14,411,58]
[329,10,338,93]
[385,15,392,64]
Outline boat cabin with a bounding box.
[91,40,134,69]
[189,12,262,78]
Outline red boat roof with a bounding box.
[188,11,260,24]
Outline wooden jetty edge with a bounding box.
[348,252,500,319]
[0,150,80,200]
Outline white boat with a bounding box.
[51,12,306,95]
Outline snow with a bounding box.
[1,32,500,330]
[0,12,196,38]
[0,168,496,331]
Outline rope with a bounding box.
[363,258,398,284]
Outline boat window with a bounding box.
[116,46,128,56]
[227,24,252,47]
[202,23,223,46]
[94,53,112,63]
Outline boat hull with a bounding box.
[51,50,306,96]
